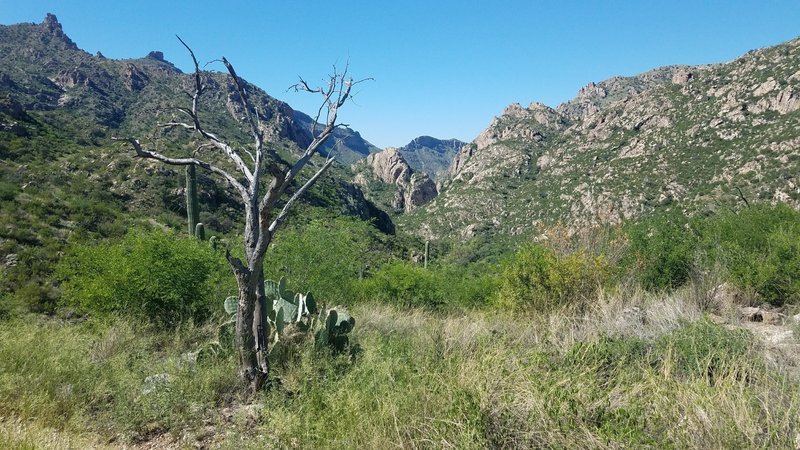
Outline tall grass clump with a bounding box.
[0,317,240,444]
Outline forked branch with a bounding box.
[114,137,249,201]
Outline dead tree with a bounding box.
[119,38,365,393]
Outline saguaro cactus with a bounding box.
[186,163,199,236]
[195,223,206,241]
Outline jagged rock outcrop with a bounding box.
[124,64,148,91]
[353,147,438,212]
[41,14,78,51]
[363,148,411,185]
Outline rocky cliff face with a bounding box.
[410,38,800,240]
[353,147,438,212]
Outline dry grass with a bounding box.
[0,418,113,450]
[2,282,800,448]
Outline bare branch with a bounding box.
[221,57,263,146]
[176,35,203,96]
[268,157,336,234]
[114,137,249,201]
[245,150,256,164]
[159,121,195,131]
[735,186,750,208]
[172,37,254,184]
[193,143,216,157]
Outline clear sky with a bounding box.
[1,1,799,148]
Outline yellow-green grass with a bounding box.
[1,286,799,449]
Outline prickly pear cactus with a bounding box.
[315,306,356,352]
[215,278,356,360]
[223,296,237,315]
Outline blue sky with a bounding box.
[2,1,799,148]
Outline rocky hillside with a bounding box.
[396,136,465,180]
[0,14,379,164]
[352,147,438,213]
[406,38,800,239]
[0,14,395,276]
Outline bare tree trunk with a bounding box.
[229,257,269,391]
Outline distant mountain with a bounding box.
[396,136,465,180]
[292,110,380,165]
[407,38,800,240]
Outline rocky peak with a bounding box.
[397,136,465,181]
[672,69,693,85]
[470,102,566,154]
[354,147,438,212]
[405,135,460,152]
[40,14,78,50]
[503,102,528,118]
[578,81,607,99]
[147,51,165,61]
[42,13,61,32]
[364,148,411,184]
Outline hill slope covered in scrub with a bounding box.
[403,38,800,240]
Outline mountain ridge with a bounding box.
[0,14,379,165]
[403,37,800,240]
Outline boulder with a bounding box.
[739,306,784,325]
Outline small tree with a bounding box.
[119,38,366,393]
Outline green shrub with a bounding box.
[0,181,18,202]
[701,204,800,305]
[358,261,444,307]
[495,244,612,312]
[435,263,499,309]
[263,218,376,304]
[57,230,231,326]
[624,210,699,290]
[356,260,499,309]
[623,204,800,305]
